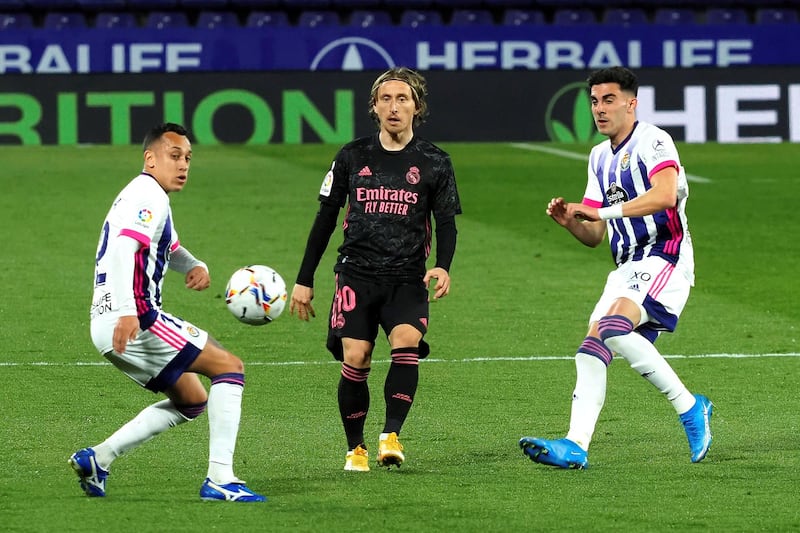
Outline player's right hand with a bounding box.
[113,315,139,354]
[185,265,210,291]
[290,284,316,321]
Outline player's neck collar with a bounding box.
[611,121,638,153]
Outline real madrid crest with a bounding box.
[406,166,420,185]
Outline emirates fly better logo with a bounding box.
[545,82,605,143]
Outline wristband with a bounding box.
[598,204,624,220]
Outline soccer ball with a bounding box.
[225,265,287,325]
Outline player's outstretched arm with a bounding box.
[290,283,316,321]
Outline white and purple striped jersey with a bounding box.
[90,173,179,329]
[582,121,694,283]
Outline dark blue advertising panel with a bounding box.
[1,24,798,74]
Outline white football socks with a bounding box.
[566,353,607,451]
[604,331,695,414]
[206,382,243,484]
[94,399,188,469]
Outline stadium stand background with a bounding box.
[1,0,800,29]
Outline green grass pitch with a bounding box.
[0,142,798,532]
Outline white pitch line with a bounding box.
[510,143,712,184]
[511,143,589,162]
[1,353,797,367]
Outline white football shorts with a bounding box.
[91,310,208,391]
[589,255,692,332]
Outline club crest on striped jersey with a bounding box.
[605,181,629,205]
[620,152,630,171]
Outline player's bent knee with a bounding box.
[343,352,371,368]
[226,353,244,374]
[198,340,244,375]
[597,315,634,342]
[389,325,423,347]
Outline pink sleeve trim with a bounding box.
[120,228,150,247]
[649,160,678,180]
[170,240,180,252]
[583,198,603,208]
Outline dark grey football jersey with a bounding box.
[319,134,461,281]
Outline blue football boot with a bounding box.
[200,478,267,502]
[679,394,713,463]
[68,447,109,497]
[519,437,589,469]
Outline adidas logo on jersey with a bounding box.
[358,166,372,176]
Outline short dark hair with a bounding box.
[142,123,189,152]
[587,67,638,96]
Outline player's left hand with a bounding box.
[424,267,451,300]
[185,265,210,291]
[290,284,316,321]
